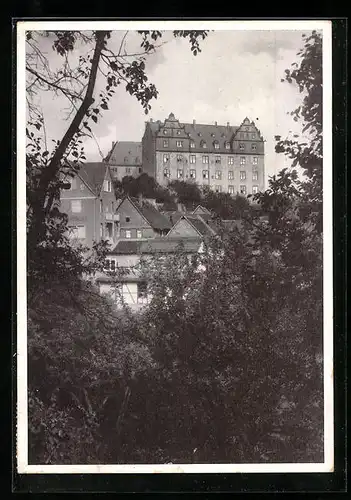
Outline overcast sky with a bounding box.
[30,28,314,184]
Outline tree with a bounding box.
[168,180,202,208]
[114,173,175,204]
[202,186,251,219]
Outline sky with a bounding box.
[28,28,315,185]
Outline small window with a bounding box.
[177,130,181,135]
[80,183,85,191]
[164,168,170,178]
[202,155,209,164]
[104,259,116,271]
[126,167,131,174]
[189,154,196,164]
[125,230,132,239]
[252,156,258,165]
[252,185,259,194]
[68,177,77,190]
[240,171,246,180]
[190,169,196,179]
[225,142,230,150]
[228,157,234,165]
[201,141,207,149]
[177,154,183,162]
[215,170,222,180]
[240,157,246,165]
[137,230,142,239]
[164,129,168,135]
[228,171,234,180]
[252,171,258,181]
[163,154,169,163]
[215,185,222,193]
[139,167,142,173]
[251,133,256,139]
[251,143,257,151]
[240,185,247,195]
[177,169,183,179]
[163,139,169,147]
[190,141,195,148]
[214,141,219,149]
[71,200,82,213]
[137,282,148,303]
[202,170,209,179]
[176,140,183,148]
[125,216,130,222]
[228,185,235,194]
[239,143,245,150]
[104,180,111,192]
[215,156,221,164]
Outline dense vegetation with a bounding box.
[25,30,324,464]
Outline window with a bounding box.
[126,167,131,174]
[137,282,148,303]
[228,185,235,194]
[163,154,169,163]
[139,167,142,173]
[201,141,207,148]
[240,156,246,165]
[228,157,235,166]
[71,199,82,213]
[202,170,209,179]
[228,171,234,180]
[177,130,181,135]
[252,185,259,194]
[137,230,142,239]
[252,156,258,165]
[125,230,132,239]
[251,143,257,151]
[177,169,183,178]
[240,171,246,180]
[225,142,230,150]
[80,183,85,191]
[239,143,245,150]
[215,156,221,164]
[176,140,183,148]
[252,171,258,181]
[202,155,209,164]
[68,225,86,239]
[163,139,169,147]
[240,185,247,195]
[105,222,113,239]
[104,180,112,192]
[190,154,196,164]
[100,200,103,213]
[190,141,195,148]
[177,154,183,162]
[125,216,130,222]
[214,141,219,149]
[68,177,77,190]
[164,168,170,178]
[190,169,196,179]
[104,259,116,271]
[251,133,256,139]
[164,129,168,134]
[215,185,222,193]
[215,170,222,180]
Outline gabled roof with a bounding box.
[169,215,216,238]
[105,141,142,165]
[117,196,172,231]
[77,162,109,196]
[110,237,202,255]
[192,205,212,215]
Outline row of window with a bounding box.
[162,128,257,141]
[163,154,258,165]
[110,167,142,174]
[162,139,258,150]
[213,185,258,195]
[164,169,258,181]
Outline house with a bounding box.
[142,113,265,195]
[105,141,142,181]
[166,214,217,239]
[60,162,118,247]
[96,237,204,310]
[115,195,172,239]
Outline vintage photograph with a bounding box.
[17,20,333,473]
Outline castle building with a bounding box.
[142,113,265,195]
[105,141,142,181]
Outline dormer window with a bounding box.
[164,129,168,134]
[214,141,219,149]
[239,143,245,150]
[124,156,128,162]
[225,142,230,150]
[177,130,181,135]
[211,133,215,138]
[251,143,257,151]
[176,140,183,148]
[163,139,169,147]
[251,133,256,139]
[190,141,195,148]
[201,140,207,149]
[176,154,183,162]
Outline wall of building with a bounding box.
[117,198,156,237]
[109,164,142,181]
[167,219,200,238]
[99,281,149,311]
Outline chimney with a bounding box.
[193,119,196,127]
[215,121,218,126]
[227,121,230,128]
[112,141,115,149]
[150,118,153,122]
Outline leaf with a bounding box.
[91,115,98,123]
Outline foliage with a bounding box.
[202,186,252,219]
[114,173,175,204]
[168,180,202,208]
